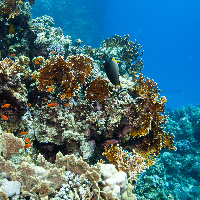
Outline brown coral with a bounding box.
[38,55,93,100]
[0,0,35,19]
[86,76,109,103]
[66,54,94,85]
[122,73,176,165]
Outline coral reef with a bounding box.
[0,5,178,198]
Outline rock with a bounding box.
[2,179,21,197]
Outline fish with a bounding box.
[103,139,118,146]
[46,87,54,92]
[34,61,40,65]
[25,138,31,144]
[10,54,15,57]
[18,132,28,135]
[1,104,10,108]
[1,115,8,120]
[47,102,58,107]
[103,56,120,86]
[24,144,32,148]
[64,103,69,107]
[50,51,55,54]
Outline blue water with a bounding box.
[31,0,200,110]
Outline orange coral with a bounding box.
[102,144,148,182]
[86,76,109,103]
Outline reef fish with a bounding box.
[1,104,10,108]
[103,139,118,146]
[24,144,32,148]
[47,102,58,107]
[1,115,8,120]
[104,57,120,86]
[18,132,28,135]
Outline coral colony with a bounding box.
[0,0,176,199]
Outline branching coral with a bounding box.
[86,76,109,103]
[102,144,148,182]
[38,55,93,99]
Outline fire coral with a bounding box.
[38,55,94,99]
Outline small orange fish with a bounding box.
[18,131,28,135]
[25,138,31,144]
[23,73,28,79]
[46,87,54,92]
[28,103,32,106]
[50,51,55,54]
[34,61,40,65]
[64,103,69,107]
[10,54,15,56]
[1,115,8,120]
[1,104,10,108]
[24,144,32,148]
[32,74,36,79]
[26,61,29,66]
[47,102,58,107]
[101,65,104,68]
[8,127,11,133]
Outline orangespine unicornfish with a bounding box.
[103,56,120,87]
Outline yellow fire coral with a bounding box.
[86,76,109,103]
[38,55,94,99]
[102,144,148,182]
[122,72,176,165]
[66,54,94,85]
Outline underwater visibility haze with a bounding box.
[0,0,199,199]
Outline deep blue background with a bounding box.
[31,0,200,110]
